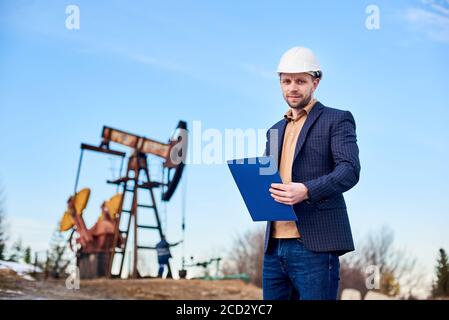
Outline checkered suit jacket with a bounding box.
[264,101,360,255]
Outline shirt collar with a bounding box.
[284,98,317,122]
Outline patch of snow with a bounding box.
[0,289,24,295]
[21,274,36,281]
[341,288,362,300]
[0,260,42,275]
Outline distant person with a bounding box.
[153,236,182,278]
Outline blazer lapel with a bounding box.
[269,119,287,164]
[293,101,324,161]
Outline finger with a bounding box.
[273,197,293,205]
[271,193,292,203]
[271,183,288,190]
[269,188,287,196]
[271,189,293,199]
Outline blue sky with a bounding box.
[1,0,448,285]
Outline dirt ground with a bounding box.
[0,269,262,300]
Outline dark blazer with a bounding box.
[264,101,360,255]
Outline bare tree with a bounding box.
[8,238,24,262]
[47,227,72,278]
[221,226,265,287]
[339,226,424,298]
[338,256,369,298]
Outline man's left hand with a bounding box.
[269,182,309,205]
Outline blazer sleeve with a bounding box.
[303,111,361,203]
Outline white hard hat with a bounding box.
[277,47,322,79]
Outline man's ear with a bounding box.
[313,77,320,89]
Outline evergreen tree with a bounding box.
[24,246,32,264]
[432,248,449,298]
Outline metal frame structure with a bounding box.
[68,121,187,278]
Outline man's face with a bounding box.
[280,73,320,109]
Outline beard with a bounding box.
[286,93,312,110]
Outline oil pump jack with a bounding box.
[59,121,187,279]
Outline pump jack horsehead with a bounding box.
[59,121,188,279]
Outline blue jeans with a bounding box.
[263,238,340,300]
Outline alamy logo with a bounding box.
[65,265,80,290]
[365,5,381,30]
[65,5,80,30]
[365,265,380,290]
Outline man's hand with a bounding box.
[269,182,309,205]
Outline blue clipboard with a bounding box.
[227,156,297,222]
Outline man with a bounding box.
[150,236,182,278]
[264,47,360,300]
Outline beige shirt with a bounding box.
[271,98,316,238]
